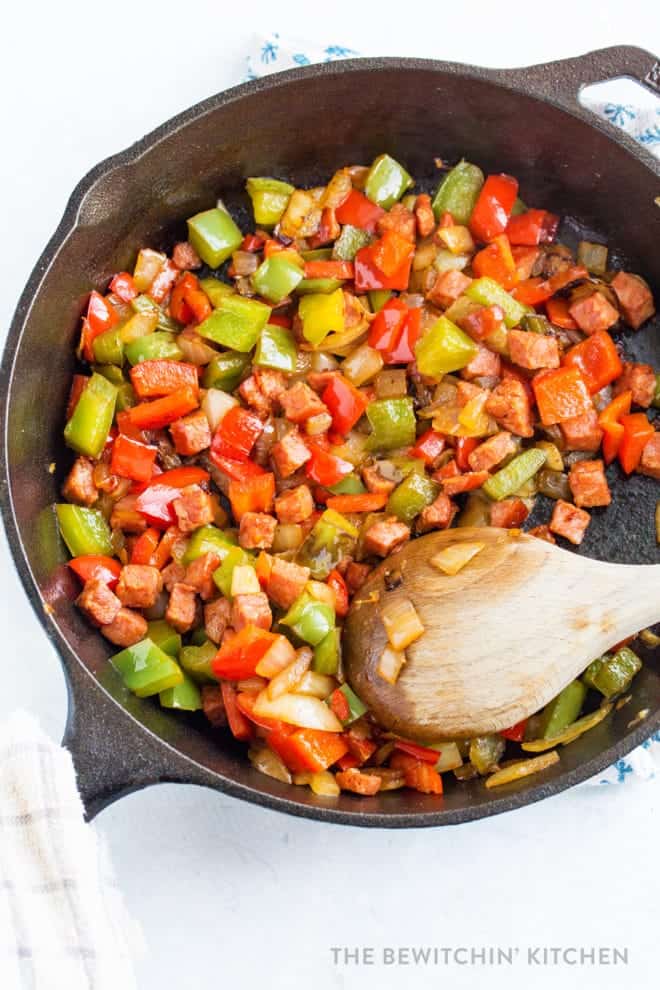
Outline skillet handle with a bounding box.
[491,45,659,116]
[61,665,217,821]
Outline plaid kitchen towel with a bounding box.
[0,712,140,989]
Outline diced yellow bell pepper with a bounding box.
[298,288,345,346]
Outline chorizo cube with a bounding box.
[485,379,534,437]
[172,241,202,270]
[161,561,186,592]
[274,485,315,524]
[461,344,501,381]
[231,592,272,632]
[77,578,121,627]
[508,329,560,370]
[427,270,472,309]
[611,272,655,330]
[271,428,312,478]
[560,410,603,452]
[238,511,277,550]
[166,582,198,633]
[279,382,328,423]
[568,459,611,508]
[266,557,310,609]
[549,499,591,545]
[204,597,232,643]
[116,564,163,609]
[468,432,516,473]
[490,498,529,529]
[613,361,656,408]
[417,494,457,533]
[172,485,215,533]
[169,410,212,456]
[568,292,619,335]
[362,517,410,557]
[62,457,98,506]
[101,607,148,647]
[201,684,227,728]
[185,552,222,601]
[638,433,660,480]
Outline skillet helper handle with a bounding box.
[62,668,215,820]
[493,45,660,114]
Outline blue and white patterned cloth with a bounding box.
[247,34,660,784]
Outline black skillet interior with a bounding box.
[2,48,660,826]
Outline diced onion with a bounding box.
[413,241,438,271]
[436,225,475,255]
[377,645,407,685]
[310,351,339,372]
[177,329,219,366]
[248,746,292,784]
[433,742,464,772]
[485,750,559,789]
[322,169,353,210]
[375,369,407,398]
[230,564,260,596]
[381,597,424,651]
[430,542,485,576]
[133,248,166,292]
[535,441,564,472]
[272,524,304,553]
[255,634,297,678]
[267,647,313,701]
[294,671,336,699]
[434,249,470,273]
[253,690,343,731]
[640,628,660,648]
[305,412,333,435]
[309,770,341,796]
[366,767,406,791]
[321,323,369,356]
[522,704,613,752]
[341,343,384,387]
[306,580,336,607]
[237,676,268,693]
[202,388,238,432]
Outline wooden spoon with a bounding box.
[343,527,660,741]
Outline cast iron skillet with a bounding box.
[2,47,659,827]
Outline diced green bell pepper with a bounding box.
[522,314,551,335]
[368,290,394,313]
[298,288,345,345]
[111,638,183,698]
[313,628,340,675]
[583,647,642,699]
[302,248,334,262]
[364,154,414,210]
[386,472,439,524]
[297,520,345,580]
[254,324,297,372]
[251,255,303,304]
[179,640,219,683]
[246,177,294,227]
[365,397,416,452]
[328,473,367,495]
[197,294,272,352]
[213,546,254,599]
[198,277,235,308]
[414,316,478,379]
[116,383,137,411]
[131,294,180,332]
[182,524,237,565]
[540,679,587,739]
[332,225,372,261]
[331,683,367,725]
[124,332,184,365]
[511,197,527,216]
[295,278,345,295]
[92,328,124,366]
[159,672,202,711]
[483,448,547,501]
[93,364,126,386]
[190,627,209,646]
[147,620,182,657]
[465,277,529,329]
[432,160,484,224]
[187,207,243,268]
[281,592,335,646]
[202,351,250,392]
[64,372,117,458]
[55,504,113,557]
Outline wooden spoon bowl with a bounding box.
[343,527,660,741]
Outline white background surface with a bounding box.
[1,1,659,987]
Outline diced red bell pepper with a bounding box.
[304,260,354,280]
[469,174,518,243]
[461,304,505,342]
[170,272,212,325]
[255,551,273,589]
[354,239,413,292]
[562,330,623,395]
[241,233,265,252]
[472,234,518,290]
[212,626,278,680]
[454,436,479,472]
[618,413,655,474]
[228,472,275,521]
[151,527,181,570]
[336,753,361,771]
[547,266,589,295]
[546,296,578,330]
[221,682,254,742]
[326,569,349,617]
[335,188,385,232]
[532,367,593,425]
[403,761,444,794]
[130,360,199,401]
[109,272,138,302]
[388,308,421,364]
[501,719,528,742]
[410,429,446,465]
[128,387,199,430]
[322,374,368,435]
[67,375,88,420]
[110,434,157,483]
[372,230,415,278]
[68,555,121,589]
[134,466,209,494]
[506,209,559,246]
[325,493,388,514]
[344,733,378,765]
[130,527,160,565]
[80,291,119,361]
[209,450,267,482]
[511,278,549,306]
[212,405,264,461]
[307,207,341,248]
[329,688,351,722]
[268,312,293,329]
[135,484,180,528]
[394,739,442,764]
[598,390,632,465]
[368,298,420,364]
[235,692,290,734]
[305,443,353,487]
[268,727,348,773]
